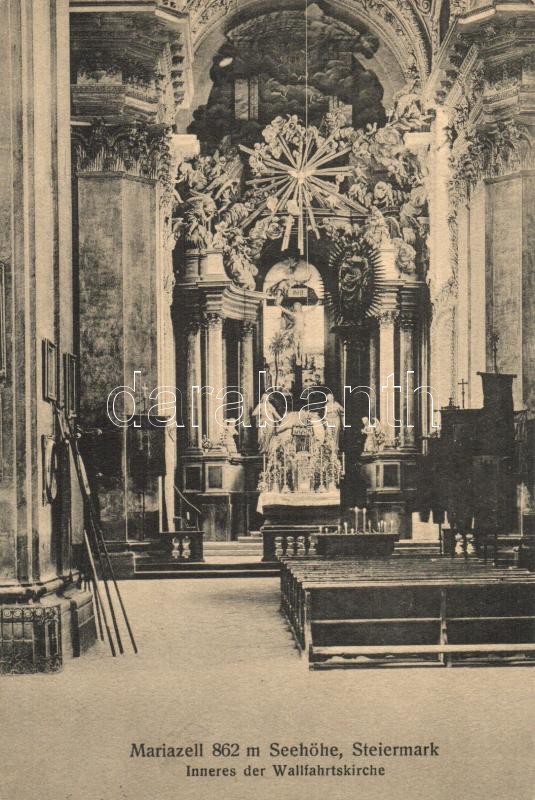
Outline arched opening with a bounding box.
[184,4,397,150]
[262,258,326,398]
[172,3,433,541]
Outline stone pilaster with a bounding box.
[71,4,194,541]
[0,0,95,670]
[427,0,535,538]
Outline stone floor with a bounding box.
[2,579,534,800]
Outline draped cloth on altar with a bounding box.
[257,490,340,514]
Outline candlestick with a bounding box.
[354,507,359,532]
[363,507,366,532]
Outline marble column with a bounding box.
[377,307,399,446]
[399,315,417,448]
[203,313,225,447]
[368,321,380,420]
[185,318,202,449]
[239,321,255,451]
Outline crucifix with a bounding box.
[458,378,468,409]
[490,332,500,373]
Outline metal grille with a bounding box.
[0,605,62,674]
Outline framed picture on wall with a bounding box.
[42,339,58,402]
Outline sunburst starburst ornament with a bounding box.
[240,116,367,254]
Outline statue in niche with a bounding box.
[277,299,307,365]
[220,418,239,454]
[252,393,282,453]
[324,394,344,453]
[264,257,325,394]
[361,416,387,453]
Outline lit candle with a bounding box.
[354,507,359,531]
[344,521,348,535]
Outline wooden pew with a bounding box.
[279,557,535,668]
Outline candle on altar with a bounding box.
[368,521,371,533]
[363,508,367,531]
[354,507,359,531]
[344,521,348,534]
[342,452,345,474]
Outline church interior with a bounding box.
[2,0,535,676]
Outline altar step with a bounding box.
[133,553,278,579]
[203,541,263,558]
[395,540,441,557]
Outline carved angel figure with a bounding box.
[252,393,282,453]
[324,394,344,453]
[220,418,239,454]
[361,416,387,453]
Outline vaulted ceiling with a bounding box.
[184,0,447,80]
[184,0,456,129]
